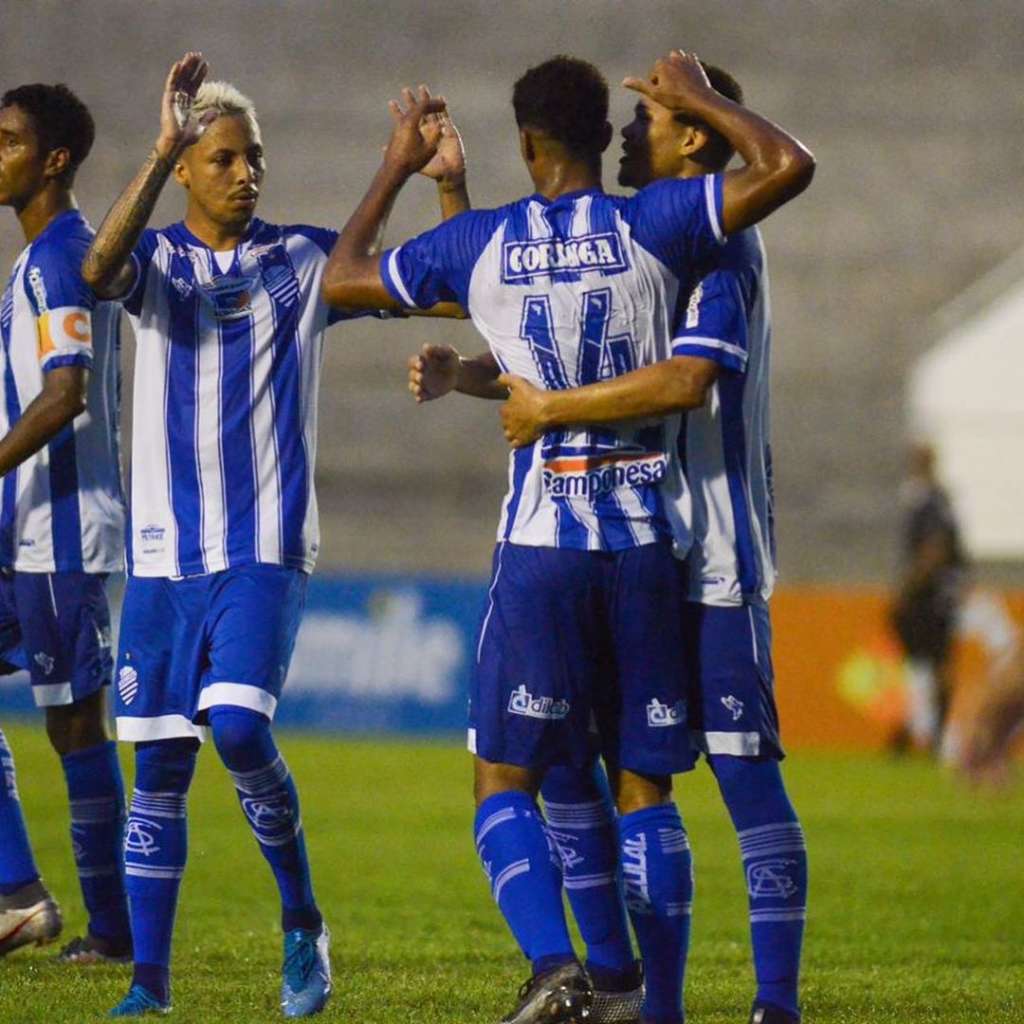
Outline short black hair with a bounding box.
[675,62,744,170]
[512,55,609,160]
[0,83,95,184]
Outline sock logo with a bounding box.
[118,666,139,705]
[721,695,745,721]
[548,830,585,871]
[241,796,293,831]
[646,698,685,728]
[747,858,799,899]
[621,833,652,914]
[123,816,162,857]
[507,685,570,720]
[33,651,55,676]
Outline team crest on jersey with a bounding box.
[502,231,627,283]
[507,684,569,720]
[647,698,685,728]
[118,665,139,706]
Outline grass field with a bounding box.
[1,722,1023,1023]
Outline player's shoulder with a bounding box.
[271,221,338,258]
[27,210,92,273]
[719,225,765,274]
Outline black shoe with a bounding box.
[500,961,593,1024]
[750,1004,799,1024]
[589,960,643,1024]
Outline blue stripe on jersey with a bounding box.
[585,196,624,281]
[165,249,205,575]
[502,445,534,542]
[555,498,589,549]
[541,202,582,285]
[47,424,83,570]
[718,373,758,596]
[506,203,536,287]
[594,490,637,550]
[219,303,258,565]
[0,276,20,566]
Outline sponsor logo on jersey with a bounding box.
[685,280,703,329]
[118,665,139,706]
[139,524,166,555]
[502,231,627,283]
[721,695,745,721]
[647,698,685,728]
[33,652,55,676]
[27,266,48,312]
[199,273,255,320]
[507,683,569,720]
[171,276,193,299]
[543,451,667,500]
[746,858,799,899]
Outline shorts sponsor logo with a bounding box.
[747,858,799,899]
[118,666,139,705]
[647,698,685,728]
[502,231,627,283]
[543,453,667,500]
[507,684,570,721]
[124,816,161,857]
[721,695,745,721]
[33,652,55,676]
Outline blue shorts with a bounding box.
[114,564,307,742]
[681,600,783,759]
[470,542,695,777]
[0,569,113,707]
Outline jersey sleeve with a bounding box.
[23,236,96,373]
[672,266,749,373]
[625,175,725,276]
[380,210,490,310]
[120,229,162,316]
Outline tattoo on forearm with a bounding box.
[84,149,175,290]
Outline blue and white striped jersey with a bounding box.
[120,218,376,578]
[382,176,725,552]
[0,210,125,573]
[671,227,775,605]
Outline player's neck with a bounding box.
[530,162,603,201]
[16,186,74,244]
[184,206,252,251]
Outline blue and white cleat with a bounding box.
[108,984,170,1017]
[281,923,332,1018]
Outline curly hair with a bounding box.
[512,55,609,160]
[676,62,745,170]
[1,83,95,184]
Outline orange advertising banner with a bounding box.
[771,587,1024,751]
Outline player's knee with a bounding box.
[473,756,538,807]
[614,768,672,815]
[44,691,109,755]
[709,755,795,824]
[134,738,200,792]
[541,759,607,805]
[209,706,274,770]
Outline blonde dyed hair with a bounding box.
[191,80,261,141]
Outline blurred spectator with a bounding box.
[890,443,968,753]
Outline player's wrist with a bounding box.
[438,174,467,193]
[153,136,184,166]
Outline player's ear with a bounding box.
[43,146,71,182]
[598,121,613,153]
[679,123,708,160]
[518,127,535,165]
[173,158,190,190]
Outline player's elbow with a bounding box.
[321,258,368,310]
[773,142,816,202]
[665,359,715,411]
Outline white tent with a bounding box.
[909,248,1024,559]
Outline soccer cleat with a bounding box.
[108,984,170,1017]
[280,923,332,1018]
[58,932,133,964]
[500,961,593,1024]
[590,983,643,1024]
[749,1004,799,1024]
[0,880,62,956]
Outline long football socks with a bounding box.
[209,708,321,933]
[474,789,575,972]
[618,804,693,1024]
[61,740,130,947]
[124,738,199,1004]
[541,761,636,985]
[710,755,807,1019]
[0,727,39,894]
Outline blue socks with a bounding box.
[61,741,129,945]
[711,756,807,1019]
[209,708,320,933]
[541,762,635,983]
[125,738,199,1005]
[474,790,574,972]
[619,804,692,1024]
[0,727,39,894]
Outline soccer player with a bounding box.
[0,83,130,964]
[81,52,397,1017]
[412,62,810,1024]
[325,50,813,1024]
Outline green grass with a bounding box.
[1,723,1023,1023]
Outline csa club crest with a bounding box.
[118,665,139,705]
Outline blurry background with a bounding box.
[1,1,1023,746]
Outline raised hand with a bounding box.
[623,50,713,114]
[156,52,217,160]
[408,343,460,403]
[498,374,547,447]
[418,111,466,187]
[383,85,448,178]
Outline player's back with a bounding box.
[383,175,725,552]
[0,209,124,573]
